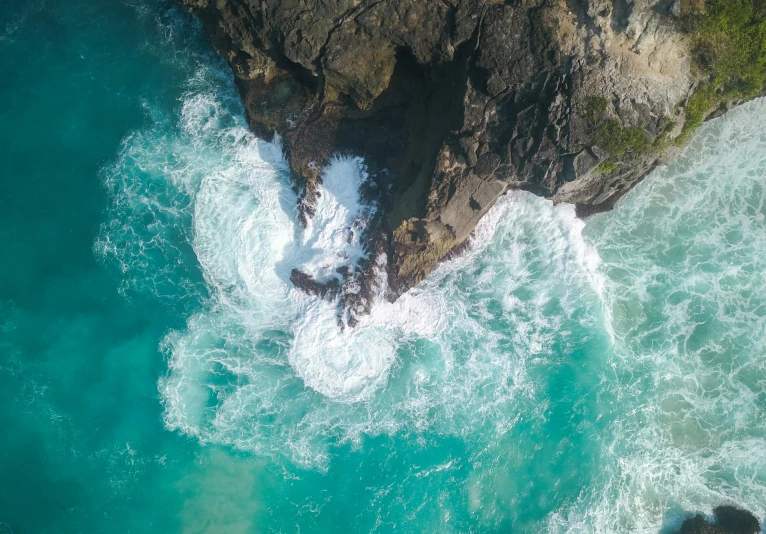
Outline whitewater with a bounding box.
[2,1,765,532]
[98,30,766,529]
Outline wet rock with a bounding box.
[181,0,754,300]
[289,269,341,299]
[677,506,761,534]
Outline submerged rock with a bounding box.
[180,0,761,299]
[678,506,761,534]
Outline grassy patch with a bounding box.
[686,0,766,97]
[675,87,716,143]
[593,119,650,158]
[678,0,766,141]
[585,96,608,120]
[581,3,766,157]
[582,96,652,164]
[593,160,619,174]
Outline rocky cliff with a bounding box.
[180,0,760,304]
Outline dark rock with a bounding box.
[677,506,761,534]
[460,137,479,166]
[180,0,753,300]
[474,152,501,178]
[680,515,723,534]
[714,506,761,534]
[289,269,341,299]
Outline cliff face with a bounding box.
[181,0,705,299]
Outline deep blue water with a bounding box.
[1,1,765,533]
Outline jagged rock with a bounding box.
[179,0,748,299]
[474,152,502,178]
[572,149,601,180]
[289,269,342,299]
[677,506,761,534]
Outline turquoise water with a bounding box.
[0,1,765,532]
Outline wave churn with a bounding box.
[96,9,766,531]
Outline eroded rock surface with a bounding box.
[181,0,718,298]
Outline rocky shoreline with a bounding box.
[177,0,766,525]
[180,0,761,306]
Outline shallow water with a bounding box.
[0,1,764,532]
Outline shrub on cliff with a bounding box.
[680,0,766,140]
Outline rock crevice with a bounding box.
[180,0,741,299]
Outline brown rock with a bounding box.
[180,0,753,301]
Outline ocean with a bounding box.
[1,1,764,532]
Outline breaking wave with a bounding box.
[554,97,766,533]
[98,56,604,470]
[97,7,766,529]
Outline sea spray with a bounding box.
[293,156,375,284]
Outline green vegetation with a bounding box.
[593,160,619,174]
[677,87,715,142]
[583,98,652,157]
[583,1,766,163]
[679,0,766,141]
[593,119,650,159]
[583,96,652,173]
[687,0,766,97]
[585,96,608,120]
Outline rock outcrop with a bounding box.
[676,506,761,534]
[179,0,730,299]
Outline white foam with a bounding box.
[286,296,398,402]
[550,97,766,532]
[102,20,766,531]
[292,156,373,282]
[127,82,604,465]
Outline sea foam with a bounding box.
[98,18,766,528]
[99,62,605,470]
[551,97,766,533]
